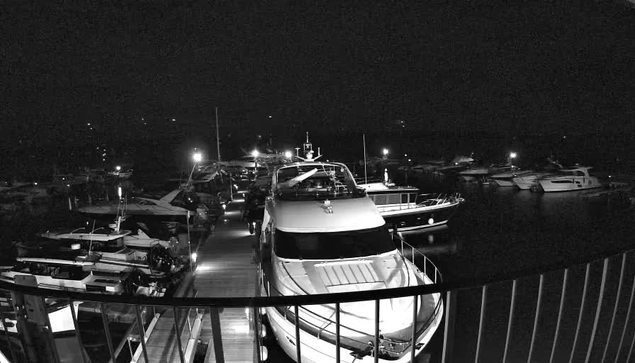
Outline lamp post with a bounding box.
[188,151,203,185]
[187,150,202,271]
[509,152,517,165]
[252,149,259,174]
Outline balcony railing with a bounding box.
[1,248,635,362]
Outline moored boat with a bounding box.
[538,166,603,192]
[259,135,443,362]
[358,182,464,231]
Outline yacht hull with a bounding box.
[381,200,462,232]
[264,281,443,363]
[539,177,602,192]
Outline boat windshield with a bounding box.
[274,226,395,259]
[274,163,362,200]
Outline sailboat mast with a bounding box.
[215,107,221,161]
[363,133,368,184]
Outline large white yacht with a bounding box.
[511,158,564,190]
[259,136,443,363]
[538,166,603,192]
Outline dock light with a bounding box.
[192,152,202,163]
[115,165,121,171]
[284,150,293,158]
[382,148,389,156]
[252,149,259,157]
[510,152,517,159]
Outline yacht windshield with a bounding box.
[274,226,395,259]
[274,163,363,200]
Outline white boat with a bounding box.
[77,188,209,223]
[0,255,169,296]
[512,159,564,190]
[538,166,603,192]
[358,182,464,231]
[39,223,172,251]
[459,163,513,182]
[39,226,132,242]
[489,167,533,187]
[259,136,443,363]
[0,257,125,294]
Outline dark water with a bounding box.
[401,176,635,363]
[411,181,635,282]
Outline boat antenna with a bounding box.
[88,219,96,255]
[297,132,322,161]
[215,106,221,162]
[363,133,368,184]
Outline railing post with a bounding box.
[172,307,186,363]
[475,285,488,363]
[134,305,150,363]
[100,303,116,363]
[614,279,635,363]
[68,300,88,363]
[0,316,17,363]
[585,258,609,363]
[442,290,457,363]
[569,263,591,363]
[335,302,341,363]
[601,253,627,363]
[527,274,545,363]
[502,279,518,363]
[549,268,569,363]
[410,294,419,363]
[253,307,262,363]
[210,307,225,363]
[294,305,302,363]
[39,296,61,363]
[374,299,380,363]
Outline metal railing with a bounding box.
[1,249,635,362]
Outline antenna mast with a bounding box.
[215,107,221,161]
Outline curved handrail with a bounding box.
[1,247,631,308]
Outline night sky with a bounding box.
[2,1,635,165]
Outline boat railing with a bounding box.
[395,233,442,285]
[416,192,463,207]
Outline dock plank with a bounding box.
[195,206,258,362]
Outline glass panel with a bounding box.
[387,194,401,205]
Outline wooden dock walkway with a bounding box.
[195,204,259,363]
[135,201,259,363]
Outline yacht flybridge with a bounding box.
[259,134,443,363]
